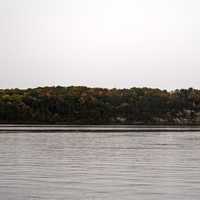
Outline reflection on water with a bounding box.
[0,129,200,200]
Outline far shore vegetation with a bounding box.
[0,86,200,125]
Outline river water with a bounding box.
[0,127,200,199]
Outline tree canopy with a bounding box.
[0,86,200,124]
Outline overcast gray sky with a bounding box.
[0,0,200,90]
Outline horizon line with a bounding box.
[0,84,198,92]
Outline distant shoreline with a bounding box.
[1,122,200,127]
[1,86,200,125]
[1,124,200,133]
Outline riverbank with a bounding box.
[1,125,200,132]
[1,86,200,125]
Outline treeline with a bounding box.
[0,86,200,124]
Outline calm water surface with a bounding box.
[0,128,200,199]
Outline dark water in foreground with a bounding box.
[0,128,200,199]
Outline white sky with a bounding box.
[0,0,200,90]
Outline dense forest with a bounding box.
[0,86,200,125]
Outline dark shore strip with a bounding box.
[0,127,200,132]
